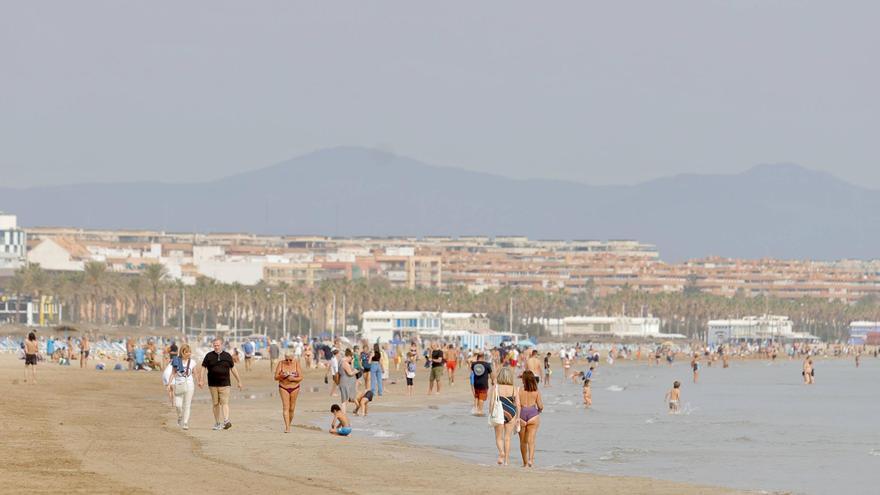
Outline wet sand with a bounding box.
[0,354,746,494]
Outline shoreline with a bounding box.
[0,354,750,494]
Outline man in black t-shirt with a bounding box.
[470,353,493,416]
[428,342,444,395]
[198,338,243,430]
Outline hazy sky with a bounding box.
[2,1,878,188]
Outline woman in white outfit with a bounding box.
[167,344,196,430]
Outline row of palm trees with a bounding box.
[5,263,878,341]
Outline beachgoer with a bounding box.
[24,332,38,384]
[526,350,542,384]
[46,336,55,364]
[666,381,681,414]
[242,339,255,372]
[428,342,444,395]
[470,352,493,416]
[338,349,358,412]
[370,344,384,397]
[582,378,592,408]
[405,352,416,396]
[80,336,90,369]
[353,389,374,416]
[445,343,457,385]
[360,346,372,392]
[269,339,280,375]
[274,350,303,433]
[518,370,543,467]
[169,344,196,430]
[543,352,551,387]
[329,404,351,436]
[489,367,519,466]
[327,349,340,396]
[691,354,700,384]
[198,338,243,430]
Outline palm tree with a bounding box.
[83,261,108,324]
[143,263,167,327]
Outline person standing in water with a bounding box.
[543,352,552,387]
[24,332,39,384]
[665,381,681,414]
[274,350,304,433]
[691,354,700,384]
[518,370,543,468]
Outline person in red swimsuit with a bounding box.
[444,343,458,385]
[274,351,304,433]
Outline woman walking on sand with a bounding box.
[518,370,543,467]
[168,344,196,429]
[489,367,519,466]
[274,350,304,433]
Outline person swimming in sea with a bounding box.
[665,381,681,414]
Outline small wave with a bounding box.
[364,429,399,438]
[599,447,651,463]
[870,449,880,457]
[606,385,625,392]
[645,417,657,424]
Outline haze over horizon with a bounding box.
[2,1,879,188]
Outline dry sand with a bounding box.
[0,354,746,495]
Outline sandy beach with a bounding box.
[0,353,746,495]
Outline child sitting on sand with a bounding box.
[665,381,681,414]
[353,390,374,416]
[329,404,351,436]
[582,378,592,408]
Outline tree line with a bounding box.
[4,262,878,342]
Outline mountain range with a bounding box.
[2,146,877,261]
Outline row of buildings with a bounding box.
[4,221,880,303]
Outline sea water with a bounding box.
[359,358,879,495]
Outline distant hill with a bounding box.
[2,146,878,261]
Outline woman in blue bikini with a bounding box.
[518,370,544,467]
[490,367,519,466]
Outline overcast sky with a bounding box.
[1,1,878,188]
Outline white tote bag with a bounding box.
[488,386,505,426]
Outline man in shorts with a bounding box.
[242,339,255,372]
[198,338,243,430]
[428,342,444,395]
[470,353,493,415]
[444,343,458,385]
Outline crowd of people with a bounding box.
[11,330,877,468]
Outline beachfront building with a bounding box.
[361,310,494,343]
[562,316,664,338]
[707,315,818,345]
[0,213,27,273]
[0,294,62,326]
[848,321,880,345]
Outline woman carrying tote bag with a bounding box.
[488,367,519,466]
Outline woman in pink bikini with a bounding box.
[274,350,304,433]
